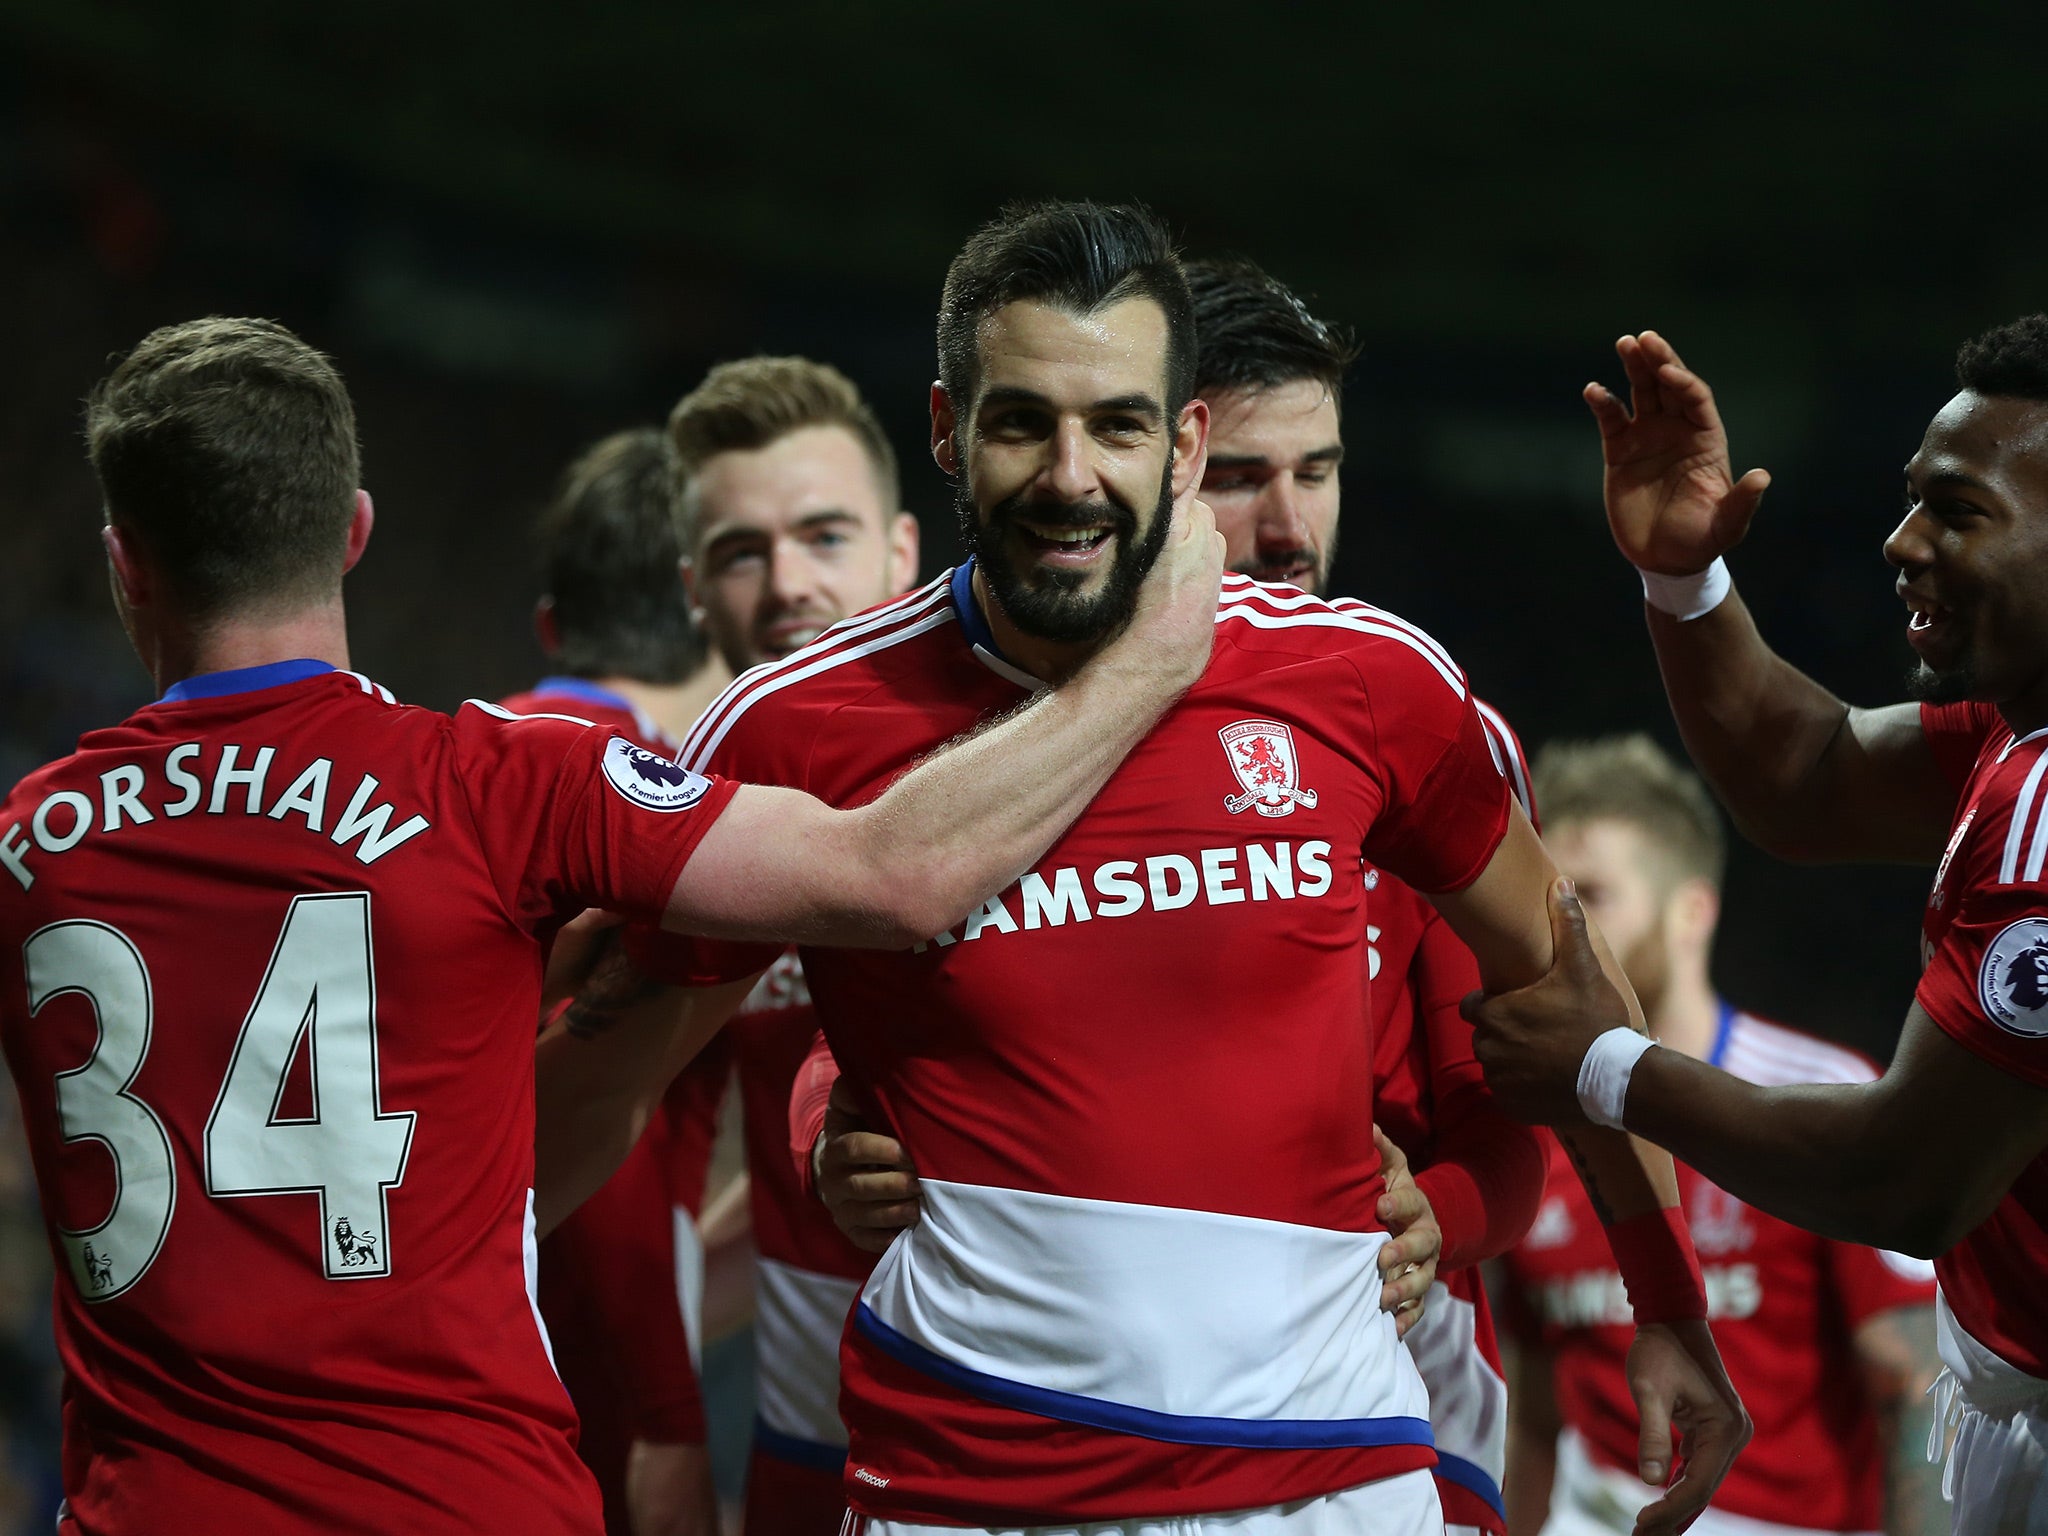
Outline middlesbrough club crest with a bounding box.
[1219,718,1318,817]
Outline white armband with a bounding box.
[1638,558,1731,621]
[1576,1027,1657,1129]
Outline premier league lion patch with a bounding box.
[600,736,712,812]
[1978,916,2048,1038]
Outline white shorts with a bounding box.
[1537,1427,1875,1536]
[850,1468,1441,1536]
[1932,1292,2048,1535]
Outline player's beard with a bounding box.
[1231,523,1338,597]
[1904,655,1979,705]
[958,458,1175,644]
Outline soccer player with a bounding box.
[807,255,1549,1536]
[662,202,1745,1536]
[1462,322,2048,1532]
[669,357,922,1534]
[504,426,735,1536]
[0,315,1223,1535]
[1493,735,1942,1536]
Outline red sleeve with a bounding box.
[453,704,740,932]
[788,1029,842,1201]
[1474,697,1538,831]
[1916,874,2048,1090]
[1825,1239,1939,1330]
[545,1129,705,1443]
[1920,700,2004,795]
[1406,907,1546,1270]
[1353,656,1514,895]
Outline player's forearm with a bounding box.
[846,641,1195,942]
[1414,1100,1545,1270]
[532,979,738,1235]
[1645,594,1868,860]
[1621,1049,1944,1252]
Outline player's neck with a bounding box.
[591,661,734,743]
[144,600,353,697]
[970,566,1105,685]
[1649,968,1721,1061]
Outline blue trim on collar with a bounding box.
[532,676,635,715]
[751,1419,846,1474]
[160,658,336,704]
[853,1304,1435,1452]
[1708,998,1737,1069]
[949,558,1008,659]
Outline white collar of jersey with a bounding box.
[1998,724,2048,762]
[950,560,1049,694]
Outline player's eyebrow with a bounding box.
[792,509,863,531]
[977,386,1163,424]
[1206,445,1346,471]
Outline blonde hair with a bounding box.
[1533,734,1726,888]
[667,356,898,537]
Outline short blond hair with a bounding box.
[667,356,898,538]
[1533,734,1726,889]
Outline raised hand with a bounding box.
[1587,332,1771,576]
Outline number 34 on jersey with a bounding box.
[24,891,414,1300]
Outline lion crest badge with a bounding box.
[1979,917,2048,1038]
[1219,719,1318,818]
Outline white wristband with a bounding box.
[1576,1027,1656,1129]
[1638,558,1731,621]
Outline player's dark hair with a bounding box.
[937,200,1195,419]
[85,317,361,620]
[1186,257,1360,410]
[1533,734,1728,891]
[537,427,706,684]
[1956,315,2048,402]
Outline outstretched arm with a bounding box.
[1591,332,1954,863]
[667,497,1224,949]
[1466,883,2048,1257]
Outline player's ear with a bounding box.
[102,523,151,609]
[931,383,961,476]
[533,597,560,657]
[1668,876,1720,956]
[888,512,921,595]
[341,489,375,573]
[1172,397,1210,501]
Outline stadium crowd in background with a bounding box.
[3,180,2046,1536]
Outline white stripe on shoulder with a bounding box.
[1723,1014,1878,1087]
[681,594,958,772]
[464,698,600,729]
[2001,749,2048,884]
[339,670,398,704]
[1323,596,1460,675]
[1475,699,1534,817]
[1214,605,1467,700]
[680,578,952,766]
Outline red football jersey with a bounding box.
[500,678,730,1533]
[1498,1007,1937,1532]
[670,566,1514,1525]
[0,661,735,1535]
[1916,701,2048,1379]
[1368,806,1535,1534]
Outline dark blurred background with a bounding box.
[2,5,2044,1525]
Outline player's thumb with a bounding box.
[1718,467,1771,542]
[1629,1371,1677,1487]
[1549,878,1600,982]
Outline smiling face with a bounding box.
[1887,392,2048,724]
[937,296,1204,651]
[688,423,918,671]
[1199,378,1343,592]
